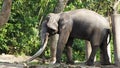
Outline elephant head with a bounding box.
[47,13,60,33]
[25,13,60,63]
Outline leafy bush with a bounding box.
[0,0,57,55]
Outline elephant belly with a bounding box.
[69,18,102,41]
[70,25,92,41]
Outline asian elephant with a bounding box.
[25,9,111,66]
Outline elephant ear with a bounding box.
[47,13,60,32]
[58,13,73,34]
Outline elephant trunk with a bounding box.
[25,33,49,63]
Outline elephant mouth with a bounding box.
[48,28,57,36]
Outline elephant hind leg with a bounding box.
[86,31,101,66]
[85,45,99,66]
[65,38,74,64]
[99,30,111,65]
[100,38,110,65]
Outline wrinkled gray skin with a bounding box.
[26,9,111,66]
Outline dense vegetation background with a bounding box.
[0,0,119,62]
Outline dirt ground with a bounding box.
[0,54,119,68]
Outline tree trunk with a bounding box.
[112,14,120,66]
[111,0,120,66]
[53,0,69,13]
[0,0,12,27]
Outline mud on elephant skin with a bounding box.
[25,9,111,66]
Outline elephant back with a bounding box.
[65,9,110,29]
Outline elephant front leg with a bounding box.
[56,38,69,63]
[65,38,74,64]
[49,34,59,64]
[56,27,71,63]
[86,45,99,66]
[56,44,65,63]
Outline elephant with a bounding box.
[25,9,111,66]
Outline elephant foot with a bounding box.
[85,60,94,66]
[100,59,111,65]
[56,60,61,64]
[66,60,74,64]
[49,57,56,64]
[101,61,111,65]
[85,62,94,66]
[42,59,47,64]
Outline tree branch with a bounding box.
[53,0,69,13]
[113,0,120,14]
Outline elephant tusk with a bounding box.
[25,33,49,63]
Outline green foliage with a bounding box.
[0,0,39,55]
[65,0,114,16]
[72,39,85,61]
[0,0,57,55]
[118,4,120,13]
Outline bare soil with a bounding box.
[0,54,119,68]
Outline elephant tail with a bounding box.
[107,29,111,45]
